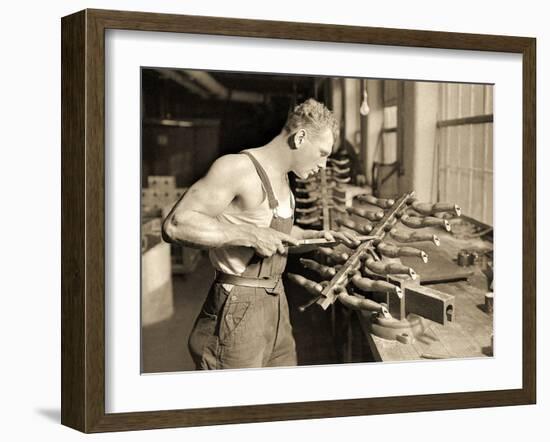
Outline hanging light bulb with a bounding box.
[360,89,370,116]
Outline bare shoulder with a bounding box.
[167,153,257,219]
[204,154,257,189]
[207,154,252,175]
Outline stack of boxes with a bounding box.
[142,176,187,212]
[141,175,201,274]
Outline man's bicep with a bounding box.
[177,179,236,217]
[173,157,241,218]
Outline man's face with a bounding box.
[290,127,334,179]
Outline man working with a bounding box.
[162,98,358,370]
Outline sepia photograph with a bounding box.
[140,68,494,373]
[55,4,538,434]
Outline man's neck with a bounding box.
[250,133,292,179]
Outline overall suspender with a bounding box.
[214,151,293,290]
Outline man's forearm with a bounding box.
[163,210,257,249]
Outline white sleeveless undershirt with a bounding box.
[208,189,294,277]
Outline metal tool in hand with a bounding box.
[287,235,378,254]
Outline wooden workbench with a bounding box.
[352,225,494,362]
[358,280,493,361]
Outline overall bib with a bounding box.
[188,152,297,369]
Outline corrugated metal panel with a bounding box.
[437,83,493,224]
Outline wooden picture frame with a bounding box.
[61,8,536,433]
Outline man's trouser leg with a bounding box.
[188,283,296,369]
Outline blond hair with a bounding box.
[284,98,339,141]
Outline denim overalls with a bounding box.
[188,152,297,369]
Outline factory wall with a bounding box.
[365,79,385,186]
[343,78,361,149]
[335,77,491,221]
[400,81,439,202]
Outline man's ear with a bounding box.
[293,129,307,148]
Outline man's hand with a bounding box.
[250,226,300,257]
[303,229,361,248]
[321,230,362,248]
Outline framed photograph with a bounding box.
[61,9,536,433]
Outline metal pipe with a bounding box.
[183,70,265,103]
[153,69,210,98]
[437,114,493,128]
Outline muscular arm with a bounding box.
[162,155,255,249]
[162,155,298,255]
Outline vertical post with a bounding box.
[397,81,405,176]
[468,85,474,217]
[456,84,462,204]
[360,78,368,174]
[445,85,451,203]
[482,85,490,223]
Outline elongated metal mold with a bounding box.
[389,229,441,246]
[333,176,351,184]
[297,214,321,225]
[336,288,391,317]
[351,274,402,296]
[295,186,318,195]
[365,257,417,279]
[401,214,451,232]
[299,258,337,279]
[346,206,384,222]
[376,242,429,263]
[332,195,347,204]
[287,273,324,295]
[316,191,416,310]
[411,201,461,217]
[332,166,351,175]
[328,157,350,166]
[295,195,319,204]
[317,247,350,264]
[336,217,374,235]
[295,205,320,214]
[356,194,395,209]
[329,204,347,213]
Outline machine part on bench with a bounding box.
[367,312,426,343]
